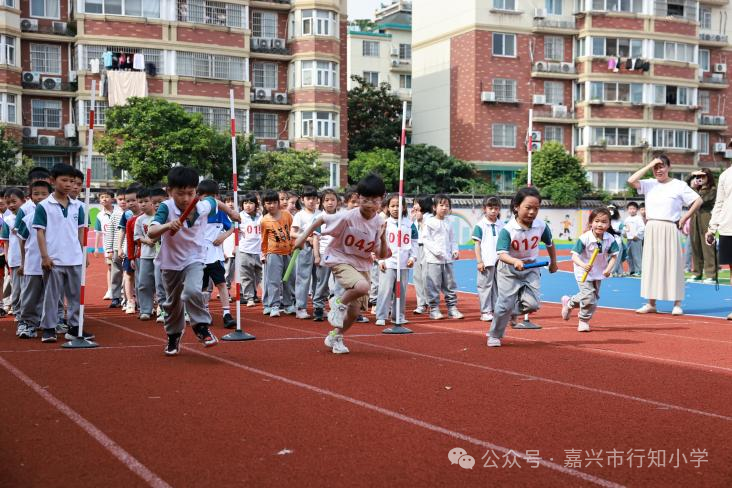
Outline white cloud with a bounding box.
[348,0,383,20]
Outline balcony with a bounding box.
[22,137,81,153]
[532,16,577,33]
[250,89,291,107]
[699,114,727,130]
[531,61,578,79]
[22,80,78,93]
[698,32,728,45]
[699,73,729,89]
[250,37,290,55]
[532,106,577,123]
[20,20,76,37]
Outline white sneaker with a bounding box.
[727,311,732,321]
[103,291,112,300]
[246,299,256,307]
[635,304,657,314]
[577,321,590,332]
[391,318,409,324]
[262,307,271,315]
[156,313,165,323]
[429,309,444,320]
[671,306,684,316]
[327,299,348,328]
[375,319,386,326]
[270,307,281,317]
[125,302,136,314]
[184,312,191,322]
[702,278,715,285]
[156,305,163,316]
[139,314,151,321]
[480,313,493,322]
[295,309,310,319]
[324,331,337,349]
[413,306,426,314]
[447,308,464,319]
[487,337,501,347]
[331,334,350,354]
[284,306,296,315]
[561,295,571,321]
[16,322,26,337]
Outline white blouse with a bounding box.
[639,178,699,222]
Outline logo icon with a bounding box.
[458,455,475,470]
[449,447,474,469]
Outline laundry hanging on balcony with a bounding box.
[107,70,147,107]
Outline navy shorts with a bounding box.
[202,261,226,288]
[123,257,135,273]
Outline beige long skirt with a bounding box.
[641,220,685,301]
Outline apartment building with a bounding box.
[347,0,412,119]
[0,0,347,188]
[412,0,732,193]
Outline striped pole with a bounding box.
[383,101,412,334]
[223,89,255,341]
[64,79,98,348]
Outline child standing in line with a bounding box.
[222,196,237,293]
[472,196,504,322]
[95,190,115,299]
[423,194,463,320]
[294,174,389,354]
[561,207,619,332]
[312,188,339,322]
[487,187,558,347]
[411,196,433,315]
[147,167,240,356]
[238,192,262,308]
[609,205,626,277]
[16,181,51,339]
[291,186,320,319]
[260,190,295,317]
[117,186,142,314]
[623,201,645,277]
[0,199,6,316]
[106,192,127,308]
[33,164,91,343]
[1,188,27,332]
[374,194,417,326]
[148,188,168,323]
[133,188,157,321]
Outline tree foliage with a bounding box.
[0,127,34,186]
[347,75,403,160]
[244,149,328,191]
[515,141,591,206]
[209,133,259,189]
[348,148,400,190]
[97,97,224,186]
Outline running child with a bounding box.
[1,188,26,330]
[487,187,558,347]
[472,196,504,322]
[260,190,295,317]
[147,167,240,356]
[294,174,389,354]
[561,207,619,332]
[238,192,262,308]
[291,186,320,319]
[312,188,339,321]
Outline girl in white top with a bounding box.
[238,193,262,307]
[410,196,432,315]
[312,188,339,322]
[375,194,418,326]
[627,154,702,316]
[472,196,504,322]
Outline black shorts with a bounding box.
[202,261,226,288]
[719,235,732,266]
[0,255,5,268]
[123,257,135,273]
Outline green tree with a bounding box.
[350,19,377,31]
[209,132,259,189]
[347,75,403,159]
[97,97,222,186]
[515,141,591,206]
[348,148,400,189]
[0,127,34,186]
[244,149,328,191]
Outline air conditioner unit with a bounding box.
[531,130,542,142]
[271,38,286,49]
[714,116,726,125]
[64,124,76,138]
[533,94,546,105]
[534,61,547,72]
[253,88,272,101]
[714,34,724,42]
[252,37,270,49]
[41,77,62,90]
[391,59,400,66]
[52,21,68,34]
[530,141,542,151]
[534,8,546,19]
[714,142,726,152]
[276,140,290,150]
[701,115,714,125]
[700,33,712,41]
[22,127,38,138]
[259,144,269,152]
[20,18,38,32]
[725,150,732,159]
[22,71,41,84]
[714,63,727,73]
[480,91,496,102]
[390,47,399,57]
[560,62,574,73]
[38,136,56,146]
[552,105,568,116]
[273,92,288,104]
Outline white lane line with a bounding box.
[0,355,172,488]
[90,316,623,488]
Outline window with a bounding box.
[184,106,247,132]
[589,82,643,103]
[698,90,710,113]
[30,44,61,74]
[399,74,412,89]
[546,0,562,15]
[177,51,246,81]
[602,171,631,193]
[492,0,516,10]
[591,127,641,146]
[301,60,337,88]
[592,37,642,57]
[487,170,516,192]
[544,36,564,61]
[31,99,62,128]
[700,6,712,30]
[545,126,563,143]
[699,49,710,72]
[661,0,697,21]
[178,1,245,28]
[492,123,516,147]
[302,9,337,36]
[31,0,59,18]
[83,0,160,17]
[653,41,695,63]
[653,85,694,106]
[399,43,411,60]
[363,40,379,57]
[0,93,16,124]
[544,81,564,105]
[493,78,516,102]
[82,100,109,126]
[698,132,709,155]
[82,45,163,74]
[302,111,338,138]
[652,128,693,149]
[253,62,277,89]
[252,11,277,37]
[329,162,340,188]
[0,35,15,66]
[33,156,64,171]
[252,112,278,138]
[590,0,642,12]
[493,33,516,57]
[363,71,379,86]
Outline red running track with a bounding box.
[1,256,731,487]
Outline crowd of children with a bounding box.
[2,164,662,355]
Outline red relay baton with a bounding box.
[169,197,199,236]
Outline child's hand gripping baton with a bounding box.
[524,260,549,269]
[169,197,199,236]
[282,248,301,282]
[581,241,602,283]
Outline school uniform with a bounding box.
[566,231,619,321]
[238,212,262,302]
[292,209,318,311]
[16,209,44,332]
[412,213,431,310]
[202,209,232,288]
[1,213,22,316]
[105,206,125,300]
[472,217,504,316]
[134,213,157,315]
[375,217,418,323]
[623,214,645,275]
[422,215,459,310]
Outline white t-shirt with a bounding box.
[292,209,319,247]
[472,217,504,266]
[17,210,42,276]
[151,197,216,271]
[496,216,553,263]
[223,232,235,258]
[316,210,339,257]
[381,216,418,269]
[639,178,699,222]
[571,231,620,282]
[624,214,645,240]
[321,208,385,272]
[133,214,157,260]
[238,212,262,255]
[423,215,458,264]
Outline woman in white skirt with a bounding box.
[627,154,703,315]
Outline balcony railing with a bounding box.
[250,38,290,55]
[699,114,726,126]
[21,21,76,36]
[532,17,576,30]
[22,137,81,151]
[532,61,577,74]
[532,107,575,119]
[21,81,78,92]
[699,73,727,84]
[699,32,728,43]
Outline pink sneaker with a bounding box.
[561,296,571,321]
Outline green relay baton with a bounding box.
[282,248,301,282]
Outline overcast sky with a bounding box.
[348,0,384,20]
